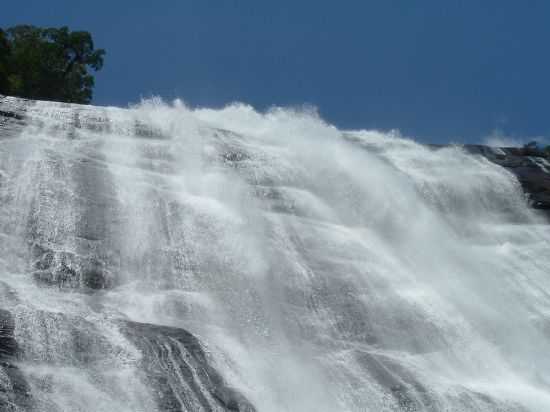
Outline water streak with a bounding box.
[1,96,549,411]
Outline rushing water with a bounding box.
[1,96,550,411]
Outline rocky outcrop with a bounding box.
[0,310,32,412]
[461,145,550,217]
[122,321,255,412]
[0,98,28,139]
[425,143,550,220]
[30,243,113,290]
[1,95,255,411]
[0,95,120,292]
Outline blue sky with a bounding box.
[2,1,550,144]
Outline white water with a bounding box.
[1,97,550,411]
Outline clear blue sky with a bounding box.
[2,1,550,144]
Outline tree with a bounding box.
[0,29,10,95]
[0,25,105,104]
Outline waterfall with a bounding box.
[1,96,549,411]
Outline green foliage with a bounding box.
[0,29,10,95]
[0,25,105,104]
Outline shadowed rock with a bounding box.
[0,97,31,140]
[31,245,113,290]
[454,144,550,219]
[122,321,255,412]
[356,351,527,412]
[0,310,32,411]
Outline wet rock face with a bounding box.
[2,95,550,411]
[30,244,113,290]
[0,310,17,358]
[122,321,256,412]
[0,95,120,292]
[460,145,550,218]
[0,96,257,412]
[0,310,32,412]
[0,99,28,139]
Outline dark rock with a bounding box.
[0,310,33,411]
[122,320,256,412]
[430,144,550,220]
[0,110,23,121]
[31,247,113,290]
[0,310,17,358]
[356,350,526,411]
[0,97,30,139]
[223,151,249,163]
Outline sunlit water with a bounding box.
[1,97,550,411]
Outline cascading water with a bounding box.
[0,95,549,411]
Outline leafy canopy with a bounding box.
[0,25,105,104]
